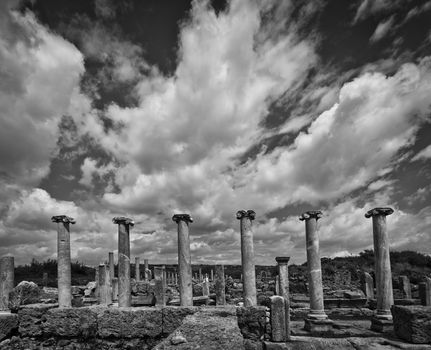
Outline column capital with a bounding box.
[236,209,256,220]
[51,215,76,224]
[275,256,290,264]
[299,211,322,221]
[172,213,193,223]
[365,207,394,218]
[112,216,134,226]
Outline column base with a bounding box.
[304,317,333,334]
[370,315,393,333]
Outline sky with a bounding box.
[0,0,430,267]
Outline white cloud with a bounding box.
[370,16,395,43]
[0,9,85,186]
[353,0,400,23]
[411,144,431,161]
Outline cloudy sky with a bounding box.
[1,0,430,267]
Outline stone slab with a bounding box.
[162,306,198,334]
[44,307,97,338]
[17,303,57,337]
[392,305,431,344]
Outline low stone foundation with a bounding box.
[0,304,269,350]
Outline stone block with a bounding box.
[270,296,287,342]
[97,307,162,338]
[8,281,41,311]
[44,307,97,338]
[0,313,18,341]
[162,306,198,334]
[237,306,267,340]
[370,316,393,333]
[392,305,431,344]
[17,303,56,337]
[304,318,333,335]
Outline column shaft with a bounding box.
[177,221,193,306]
[108,252,115,281]
[135,257,140,282]
[57,222,72,308]
[0,256,14,311]
[144,259,149,281]
[240,216,257,306]
[215,264,226,305]
[118,223,131,307]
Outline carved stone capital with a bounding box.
[172,214,193,223]
[365,207,394,218]
[112,217,135,226]
[51,215,76,224]
[275,256,290,264]
[236,210,256,220]
[299,211,322,221]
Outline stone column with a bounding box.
[175,273,178,285]
[419,277,431,306]
[112,278,119,301]
[113,216,134,307]
[173,214,193,306]
[211,269,214,282]
[42,272,48,287]
[399,276,411,299]
[276,256,290,339]
[300,211,331,332]
[199,268,202,282]
[108,252,115,281]
[154,266,165,306]
[236,210,257,307]
[365,207,394,332]
[95,267,100,299]
[98,264,112,305]
[51,215,75,308]
[215,264,226,305]
[135,257,140,282]
[271,296,288,342]
[0,256,14,312]
[203,275,210,297]
[144,259,149,281]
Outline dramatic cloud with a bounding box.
[370,16,395,43]
[411,144,431,161]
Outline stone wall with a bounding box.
[0,304,268,350]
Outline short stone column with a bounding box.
[203,275,210,297]
[210,269,214,282]
[172,214,193,306]
[365,207,394,332]
[108,252,115,281]
[276,256,290,339]
[144,259,150,281]
[95,267,100,299]
[215,264,226,305]
[113,216,134,307]
[419,277,431,306]
[98,264,112,305]
[236,209,257,306]
[199,268,203,282]
[154,266,165,306]
[0,256,14,312]
[51,215,75,308]
[361,272,375,300]
[399,276,411,299]
[271,296,288,342]
[174,272,178,285]
[300,211,331,332]
[135,257,140,282]
[42,272,48,287]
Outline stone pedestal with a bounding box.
[237,210,257,307]
[0,256,14,311]
[276,256,290,340]
[135,257,140,282]
[271,296,288,342]
[365,207,394,332]
[173,214,193,306]
[300,211,328,325]
[154,266,165,306]
[51,215,75,308]
[215,264,226,305]
[113,217,134,307]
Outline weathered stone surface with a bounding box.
[97,307,162,338]
[0,313,18,341]
[162,306,198,334]
[392,305,431,344]
[270,296,287,342]
[44,307,97,338]
[17,303,56,337]
[154,309,245,350]
[237,306,267,340]
[8,281,41,311]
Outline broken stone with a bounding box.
[8,281,41,311]
[170,330,187,345]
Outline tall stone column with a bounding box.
[276,256,290,339]
[215,264,226,305]
[135,257,140,282]
[211,269,214,282]
[113,217,134,307]
[173,214,193,306]
[236,210,257,306]
[0,256,14,312]
[300,211,331,332]
[108,252,115,281]
[51,215,75,308]
[365,207,394,332]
